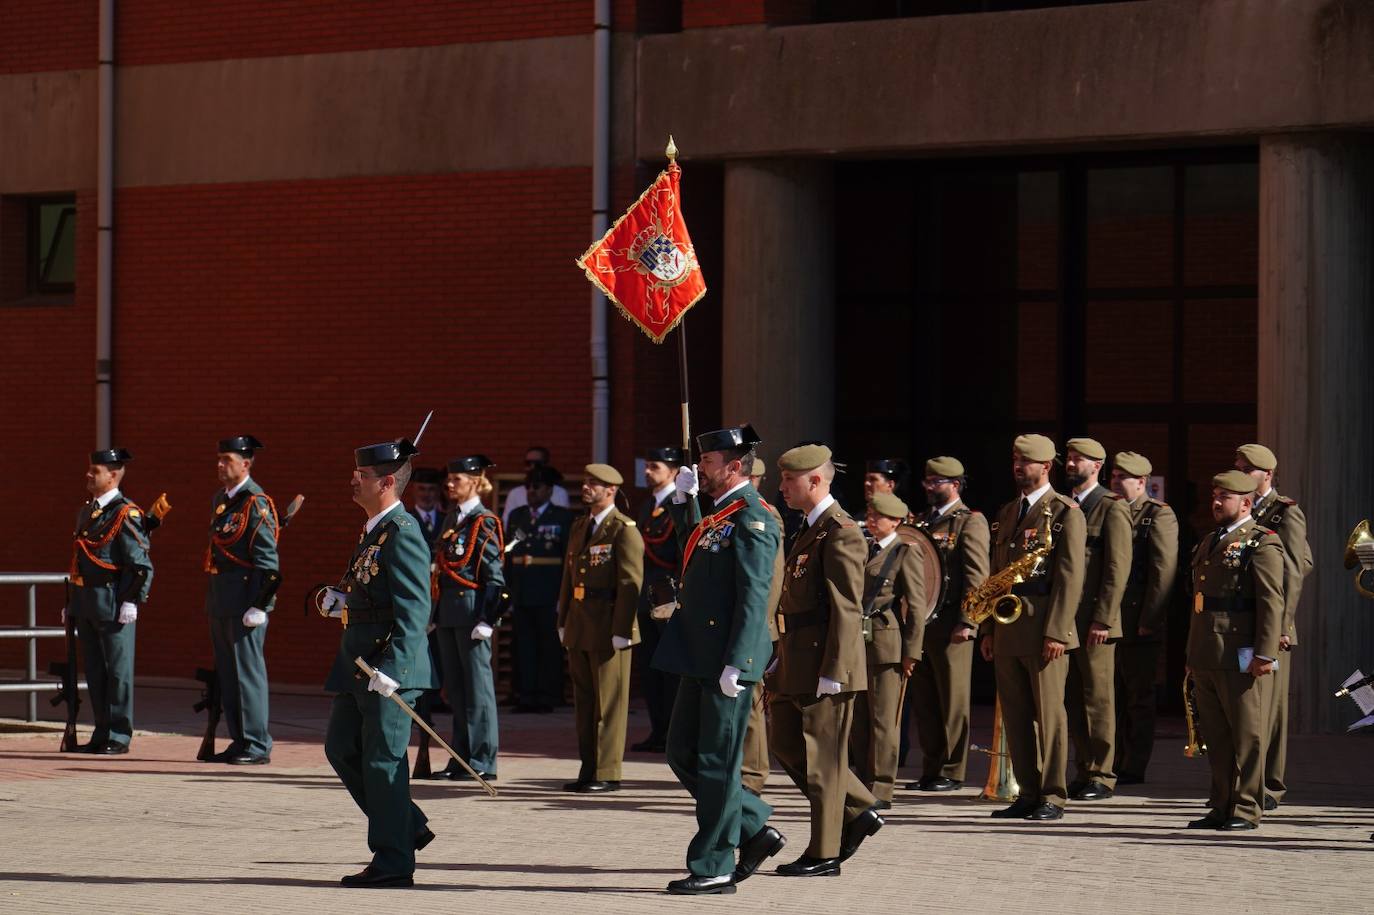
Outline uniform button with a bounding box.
[812,641,819,648]
[580,567,586,573]
[1200,575,1206,581]
[708,619,716,626]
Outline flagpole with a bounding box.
[667,135,692,456]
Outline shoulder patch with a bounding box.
[128,509,142,519]
[748,520,766,532]
[392,514,412,528]
[1277,496,1297,506]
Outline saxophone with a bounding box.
[961,503,1054,626]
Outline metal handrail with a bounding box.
[0,573,73,722]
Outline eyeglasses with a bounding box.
[922,477,955,488]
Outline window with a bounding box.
[28,196,76,295]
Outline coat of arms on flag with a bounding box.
[576,153,706,344]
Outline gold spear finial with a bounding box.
[666,135,678,162]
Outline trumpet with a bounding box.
[1183,671,1207,758]
[961,503,1054,626]
[1343,520,1374,599]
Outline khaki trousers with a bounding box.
[995,652,1070,808]
[1192,666,1272,825]
[741,681,770,796]
[1113,640,1160,779]
[1065,640,1118,789]
[567,646,631,782]
[850,662,904,803]
[911,636,973,782]
[1263,649,1291,804]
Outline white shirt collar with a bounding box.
[715,479,750,505]
[1021,482,1053,510]
[95,488,121,509]
[528,500,546,519]
[1073,481,1099,503]
[457,495,483,518]
[225,476,251,500]
[365,500,402,534]
[876,531,898,551]
[1225,514,1253,535]
[934,497,959,518]
[653,481,676,506]
[806,494,836,527]
[592,503,616,529]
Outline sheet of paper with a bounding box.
[1341,669,1374,715]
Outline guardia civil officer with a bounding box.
[65,448,153,754]
[203,435,279,764]
[318,436,436,887]
[633,446,687,752]
[506,463,574,713]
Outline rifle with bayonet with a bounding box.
[49,578,81,752]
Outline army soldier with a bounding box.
[769,443,883,877]
[558,464,644,793]
[432,455,505,780]
[506,464,574,713]
[203,435,280,765]
[652,427,783,895]
[632,446,687,752]
[1235,443,1312,811]
[65,448,154,754]
[980,434,1085,821]
[849,493,924,808]
[319,436,436,888]
[863,459,906,505]
[1108,451,1178,784]
[406,468,446,547]
[906,456,988,792]
[1061,438,1131,801]
[1185,470,1285,831]
[741,457,784,797]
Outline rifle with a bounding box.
[193,667,223,761]
[49,579,81,752]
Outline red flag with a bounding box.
[576,161,706,344]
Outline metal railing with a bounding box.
[0,573,79,722]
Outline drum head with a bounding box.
[896,524,946,620]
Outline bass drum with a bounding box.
[896,523,946,621]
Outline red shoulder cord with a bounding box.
[681,498,749,572]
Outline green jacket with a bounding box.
[204,478,280,618]
[652,483,778,682]
[324,505,437,692]
[434,505,506,627]
[69,492,154,621]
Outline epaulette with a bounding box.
[1105,492,1123,500]
[1146,497,1167,507]
[1277,496,1297,507]
[625,519,637,527]
[1255,525,1278,537]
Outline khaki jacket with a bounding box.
[1073,485,1133,638]
[917,500,990,642]
[558,508,644,652]
[863,535,925,666]
[1120,496,1178,641]
[1185,519,1284,669]
[1251,489,1312,646]
[986,489,1086,656]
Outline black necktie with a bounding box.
[1017,497,1031,526]
[1214,526,1227,550]
[868,540,881,561]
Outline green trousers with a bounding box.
[666,677,773,877]
[208,614,272,757]
[325,688,429,876]
[77,618,136,747]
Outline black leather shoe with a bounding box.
[838,807,885,862]
[446,768,495,782]
[1218,817,1258,831]
[95,742,129,755]
[1263,795,1279,811]
[776,855,841,877]
[414,828,435,852]
[1023,803,1064,821]
[990,798,1039,819]
[563,779,590,792]
[1071,780,1113,801]
[574,780,620,794]
[1188,815,1225,829]
[631,736,666,752]
[924,777,962,792]
[733,826,786,883]
[339,865,413,888]
[903,778,930,790]
[1116,772,1145,785]
[667,874,736,895]
[1066,779,1088,797]
[227,753,270,766]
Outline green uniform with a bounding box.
[68,491,153,749]
[741,498,784,796]
[653,483,777,878]
[558,507,644,782]
[911,500,988,783]
[636,489,683,745]
[986,489,1085,810]
[1186,518,1284,825]
[507,502,575,710]
[1065,485,1131,792]
[768,498,875,859]
[849,534,924,803]
[1114,495,1178,781]
[204,478,279,759]
[323,503,436,877]
[1251,489,1311,806]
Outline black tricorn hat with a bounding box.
[355,438,419,467]
[644,446,688,465]
[90,447,133,466]
[696,425,762,454]
[448,454,495,474]
[218,435,264,456]
[412,467,445,485]
[866,458,905,477]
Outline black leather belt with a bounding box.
[345,607,396,624]
[1203,596,1256,613]
[1012,582,1052,597]
[583,587,616,601]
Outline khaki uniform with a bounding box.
[911,501,989,783]
[1186,519,1284,825]
[986,490,1085,809]
[1065,485,1132,791]
[741,499,784,797]
[849,536,925,803]
[558,509,644,782]
[1113,495,1178,780]
[1251,489,1311,806]
[766,500,875,858]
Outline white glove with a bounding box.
[816,676,843,697]
[1356,540,1374,571]
[719,665,744,698]
[321,587,347,618]
[673,463,700,503]
[558,626,566,643]
[471,622,494,641]
[117,602,138,624]
[367,668,399,698]
[242,608,267,628]
[425,622,437,635]
[60,606,67,625]
[612,635,632,651]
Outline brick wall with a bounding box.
[682,0,812,29]
[0,0,97,74]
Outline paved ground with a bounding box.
[0,682,1370,914]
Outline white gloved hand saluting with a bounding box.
[719,665,744,698]
[471,622,494,641]
[367,668,399,698]
[673,464,700,503]
[612,635,632,651]
[117,602,138,625]
[321,587,347,618]
[242,608,267,628]
[816,676,843,697]
[1355,540,1374,571]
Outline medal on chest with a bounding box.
[791,553,810,579]
[1221,541,1245,570]
[700,521,734,553]
[588,543,613,566]
[353,543,383,584]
